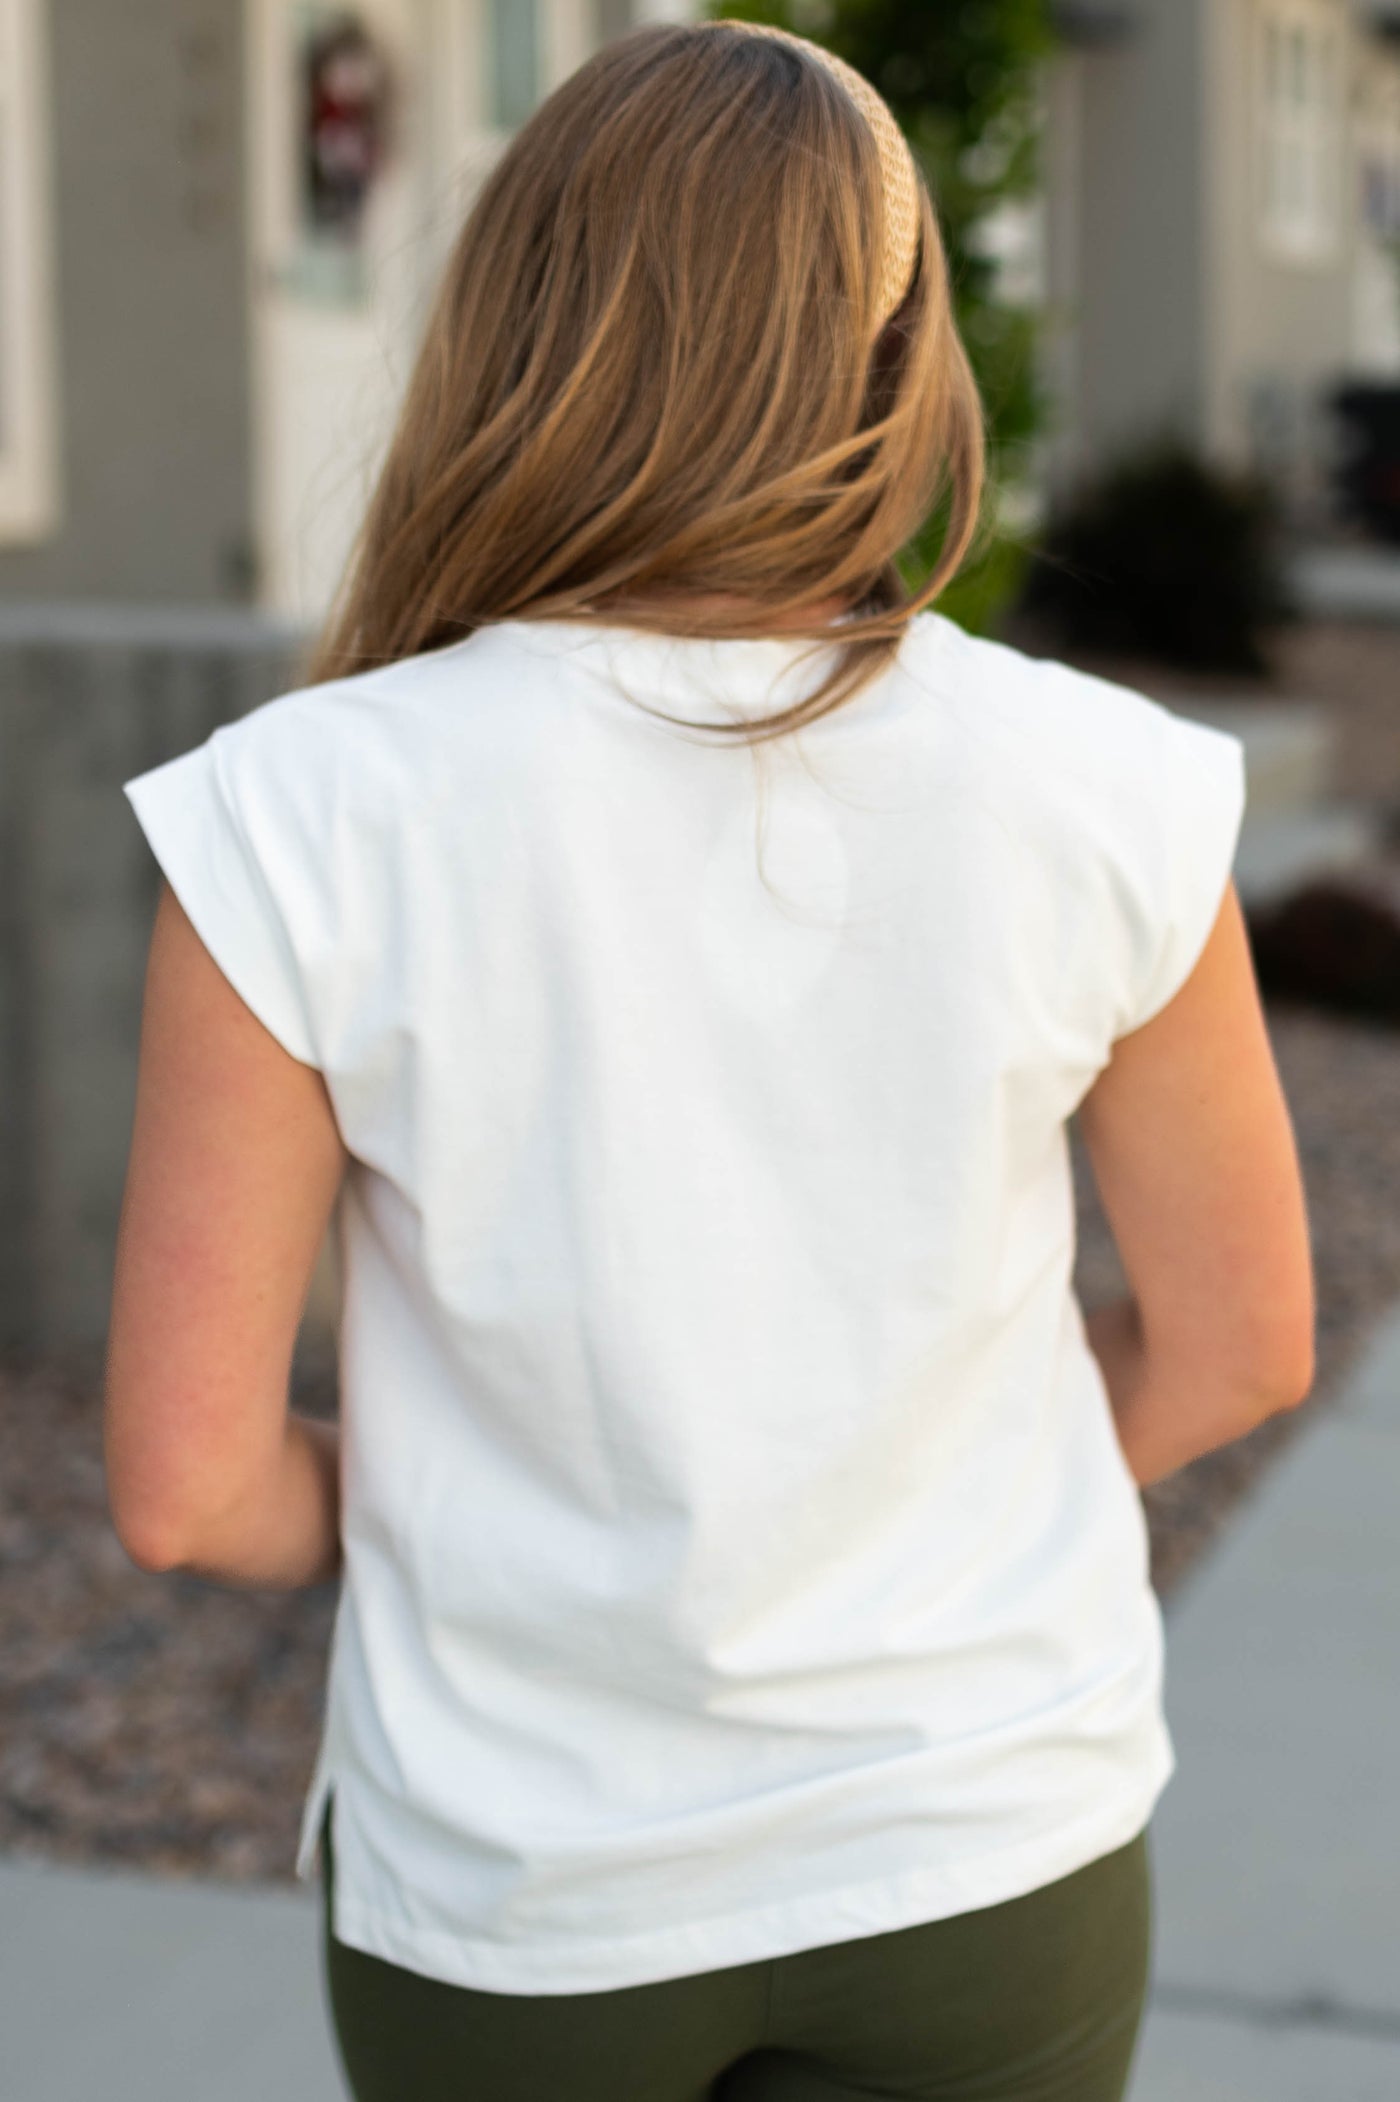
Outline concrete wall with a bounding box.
[1055,0,1210,481]
[1045,0,1393,506]
[0,0,253,603]
[1203,0,1358,507]
[0,606,342,1370]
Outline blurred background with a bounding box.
[2,4,1399,2098]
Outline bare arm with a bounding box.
[105,881,348,1588]
[1075,879,1315,1487]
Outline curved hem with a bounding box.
[318,1741,1174,1997]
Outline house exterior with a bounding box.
[1042,0,1400,509]
[0,0,250,602]
[2,0,1399,623]
[0,0,662,618]
[4,0,1396,1361]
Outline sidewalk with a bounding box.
[3,1305,1398,2102]
[1130,1298,1400,2100]
[0,1853,344,2102]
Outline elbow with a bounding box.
[1153,1305,1316,1432]
[1268,1352,1316,1417]
[107,1492,196,1576]
[109,1473,258,1578]
[105,1416,224,1577]
[1240,1319,1317,1422]
[111,1511,190,1576]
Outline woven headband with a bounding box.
[709,20,921,327]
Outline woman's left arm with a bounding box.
[105,880,349,1590]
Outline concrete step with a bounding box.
[1289,544,1400,625]
[1232,802,1383,910]
[1167,700,1333,818]
[1161,696,1384,909]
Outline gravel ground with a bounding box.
[2,994,1397,1885]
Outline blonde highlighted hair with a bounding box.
[308,19,985,740]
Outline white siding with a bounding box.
[0,0,59,544]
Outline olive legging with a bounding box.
[320,1796,1154,2102]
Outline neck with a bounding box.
[614,591,857,634]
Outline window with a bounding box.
[288,7,393,306]
[1359,61,1400,242]
[0,0,59,541]
[488,0,539,131]
[1257,0,1344,262]
[597,0,633,40]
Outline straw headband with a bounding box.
[709,19,922,328]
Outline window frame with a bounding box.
[430,0,594,156]
[486,0,540,133]
[0,0,60,543]
[1358,51,1400,243]
[1255,0,1346,267]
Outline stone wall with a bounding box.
[0,0,253,603]
[0,603,338,1369]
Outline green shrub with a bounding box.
[912,530,1031,638]
[1021,445,1292,673]
[711,0,1054,636]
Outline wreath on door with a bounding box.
[302,12,391,244]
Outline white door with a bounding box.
[248,0,599,625]
[247,0,432,623]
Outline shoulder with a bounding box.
[897,619,1247,1044]
[902,613,1223,768]
[212,631,476,757]
[209,624,565,808]
[899,613,1245,823]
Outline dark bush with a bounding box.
[1020,444,1292,672]
[1247,875,1400,1024]
[1328,382,1400,544]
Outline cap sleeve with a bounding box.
[1112,708,1247,1040]
[123,726,320,1068]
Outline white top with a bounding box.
[123,612,1246,1996]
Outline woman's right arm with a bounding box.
[1075,878,1316,1487]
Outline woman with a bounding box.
[106,20,1314,2101]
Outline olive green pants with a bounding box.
[320,1797,1153,2102]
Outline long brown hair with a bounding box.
[307,20,985,741]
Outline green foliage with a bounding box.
[709,0,1056,630]
[1022,444,1293,673]
[929,531,1032,637]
